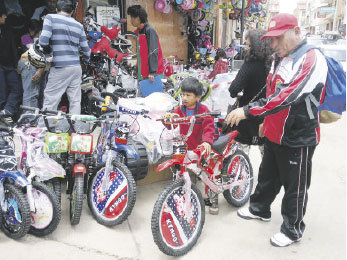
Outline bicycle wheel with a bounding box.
[45,177,62,205]
[29,181,61,237]
[222,150,253,207]
[151,179,205,256]
[87,160,136,226]
[0,184,31,239]
[113,31,137,54]
[70,174,84,225]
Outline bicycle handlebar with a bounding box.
[157,111,221,124]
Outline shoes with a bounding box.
[270,232,301,247]
[237,208,271,222]
[0,109,13,124]
[204,198,212,207]
[208,195,219,215]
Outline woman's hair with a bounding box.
[245,29,273,74]
[29,19,42,36]
[127,5,148,24]
[180,77,203,97]
[215,48,227,61]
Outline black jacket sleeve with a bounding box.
[146,26,159,74]
[228,62,250,98]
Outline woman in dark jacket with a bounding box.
[228,30,273,151]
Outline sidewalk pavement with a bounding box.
[0,116,345,260]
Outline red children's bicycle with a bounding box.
[151,112,253,256]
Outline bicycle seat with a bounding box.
[211,135,231,154]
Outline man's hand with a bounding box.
[198,142,211,156]
[148,74,155,82]
[258,123,264,137]
[225,107,246,127]
[32,68,44,83]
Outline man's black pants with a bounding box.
[249,139,316,241]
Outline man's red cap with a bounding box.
[261,13,298,40]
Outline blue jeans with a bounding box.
[0,65,22,115]
[17,60,44,108]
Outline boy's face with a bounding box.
[181,92,200,109]
[130,16,141,28]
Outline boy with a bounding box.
[163,77,219,214]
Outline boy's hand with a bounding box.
[198,142,211,156]
[32,68,44,83]
[148,74,155,82]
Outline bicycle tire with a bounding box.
[0,184,31,239]
[222,149,253,207]
[87,160,136,226]
[70,174,84,225]
[151,178,205,256]
[28,181,61,237]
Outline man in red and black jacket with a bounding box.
[226,14,328,247]
[127,5,164,83]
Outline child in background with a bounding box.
[18,20,45,108]
[163,77,219,214]
[207,48,228,81]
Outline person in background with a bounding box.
[40,0,90,114]
[0,1,22,121]
[226,13,328,247]
[228,29,273,155]
[32,0,57,25]
[127,5,164,83]
[18,19,45,108]
[207,48,228,81]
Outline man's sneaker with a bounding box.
[237,208,271,222]
[270,232,301,247]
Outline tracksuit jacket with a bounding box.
[172,103,215,150]
[135,23,164,80]
[244,40,328,147]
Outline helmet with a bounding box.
[28,40,53,69]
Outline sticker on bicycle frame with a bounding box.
[45,133,70,153]
[160,187,199,247]
[92,168,128,219]
[69,133,93,154]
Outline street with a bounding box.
[0,115,345,260]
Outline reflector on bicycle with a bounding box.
[172,140,187,159]
[115,124,129,145]
[45,133,70,153]
[69,133,93,154]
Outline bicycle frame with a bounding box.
[156,113,251,223]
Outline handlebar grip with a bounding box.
[20,105,37,112]
[89,94,105,103]
[41,108,60,115]
[208,111,222,117]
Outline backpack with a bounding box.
[293,45,346,123]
